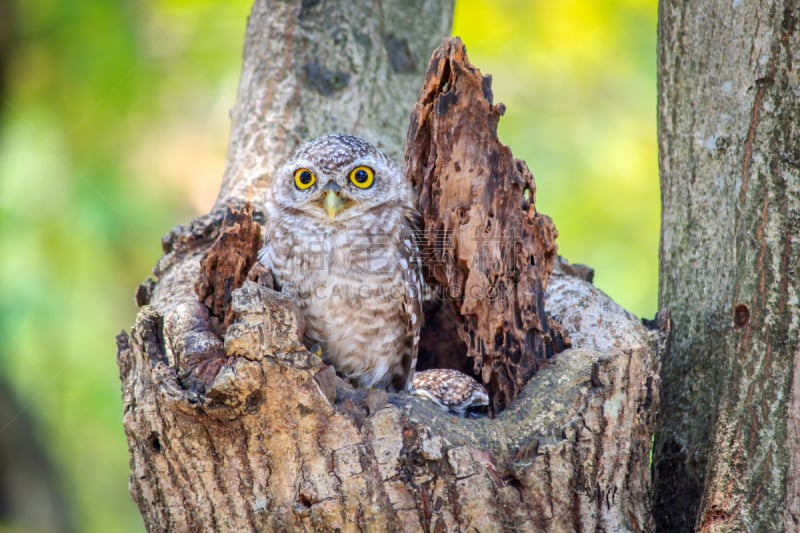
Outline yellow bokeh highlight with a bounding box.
[454,0,659,317]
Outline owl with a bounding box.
[259,134,422,392]
[412,369,489,415]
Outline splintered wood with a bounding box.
[406,37,568,413]
[195,203,262,334]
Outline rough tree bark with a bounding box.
[653,1,800,532]
[118,1,661,531]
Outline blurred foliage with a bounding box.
[454,0,659,317]
[0,1,251,531]
[0,0,656,531]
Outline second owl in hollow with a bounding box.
[259,134,422,392]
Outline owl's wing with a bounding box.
[390,209,424,392]
[257,208,297,296]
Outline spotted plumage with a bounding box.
[412,369,489,414]
[259,134,422,392]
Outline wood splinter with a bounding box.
[407,37,569,413]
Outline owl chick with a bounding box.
[259,134,422,392]
[412,369,489,415]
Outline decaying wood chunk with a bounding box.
[406,37,569,412]
[194,202,262,335]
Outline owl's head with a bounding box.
[269,134,413,223]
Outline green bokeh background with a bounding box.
[0,1,657,531]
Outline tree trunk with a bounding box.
[653,1,800,531]
[216,0,453,206]
[118,1,661,531]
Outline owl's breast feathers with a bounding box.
[260,204,422,392]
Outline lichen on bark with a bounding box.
[654,1,800,531]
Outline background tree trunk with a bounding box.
[216,0,453,206]
[119,1,661,531]
[653,1,800,531]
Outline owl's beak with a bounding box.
[322,181,345,220]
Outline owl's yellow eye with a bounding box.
[349,166,374,189]
[294,168,316,190]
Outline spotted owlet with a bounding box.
[412,369,489,414]
[259,134,422,392]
